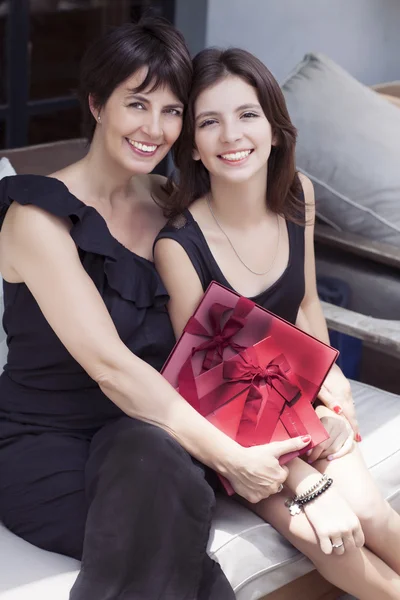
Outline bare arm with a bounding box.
[154,237,205,339]
[271,181,354,481]
[284,456,364,555]
[296,174,330,344]
[295,175,359,436]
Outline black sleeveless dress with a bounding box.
[156,208,306,324]
[0,175,175,430]
[0,176,235,600]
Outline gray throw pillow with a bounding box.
[281,53,400,246]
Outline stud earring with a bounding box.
[97,115,101,123]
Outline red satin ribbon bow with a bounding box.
[178,297,254,402]
[224,350,300,435]
[223,351,299,404]
[193,348,301,446]
[183,296,255,370]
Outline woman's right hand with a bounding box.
[226,435,312,503]
[303,486,365,554]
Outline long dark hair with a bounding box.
[79,17,192,142]
[165,47,303,222]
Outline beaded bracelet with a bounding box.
[297,478,333,506]
[295,474,328,502]
[285,477,333,515]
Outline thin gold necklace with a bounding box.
[206,194,281,276]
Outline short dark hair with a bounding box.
[79,17,192,142]
[165,47,303,222]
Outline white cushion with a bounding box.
[0,158,16,180]
[0,526,78,599]
[1,380,399,599]
[282,53,400,246]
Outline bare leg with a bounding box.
[313,445,400,575]
[248,492,400,600]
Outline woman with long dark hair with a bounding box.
[155,47,400,599]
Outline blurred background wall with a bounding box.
[204,0,400,85]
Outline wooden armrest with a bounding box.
[371,81,400,99]
[2,139,87,175]
[314,224,400,269]
[322,302,400,358]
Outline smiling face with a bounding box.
[193,75,275,185]
[92,67,184,175]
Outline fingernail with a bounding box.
[333,405,343,415]
[356,433,362,442]
[327,455,334,461]
[306,449,312,456]
[302,435,311,443]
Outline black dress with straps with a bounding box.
[156,207,306,324]
[0,174,174,429]
[0,176,235,600]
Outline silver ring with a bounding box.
[277,484,283,493]
[332,541,344,549]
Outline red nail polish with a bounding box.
[356,433,362,442]
[333,406,342,414]
[302,435,311,443]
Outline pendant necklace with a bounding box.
[206,194,280,277]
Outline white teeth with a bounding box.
[220,150,252,161]
[128,139,158,153]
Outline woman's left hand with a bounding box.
[307,404,354,463]
[317,364,361,440]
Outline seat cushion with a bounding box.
[1,380,400,599]
[0,158,16,180]
[281,53,400,246]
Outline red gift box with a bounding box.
[162,282,338,494]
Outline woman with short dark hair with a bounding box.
[0,20,310,600]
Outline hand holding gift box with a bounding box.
[162,282,338,494]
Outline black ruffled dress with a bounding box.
[0,176,234,600]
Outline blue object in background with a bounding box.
[317,276,362,380]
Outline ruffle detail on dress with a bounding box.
[0,174,169,309]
